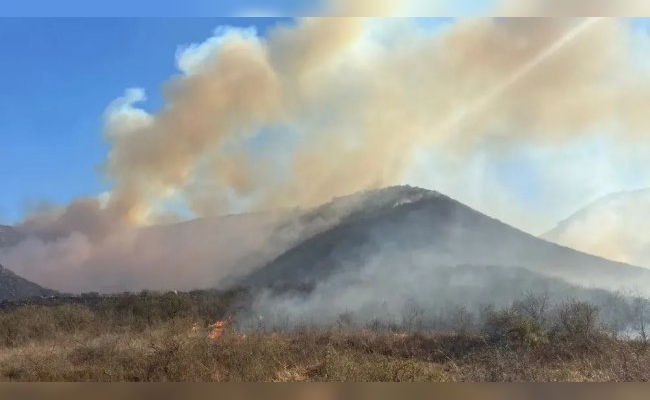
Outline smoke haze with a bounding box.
[3,4,650,293]
[543,189,650,268]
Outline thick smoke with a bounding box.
[3,7,650,292]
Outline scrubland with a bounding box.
[1,289,649,382]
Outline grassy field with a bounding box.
[1,290,649,381]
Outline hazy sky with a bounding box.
[2,14,650,236]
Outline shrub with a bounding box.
[549,300,600,345]
[511,292,549,327]
[482,309,545,347]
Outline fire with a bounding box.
[208,321,226,340]
[189,317,232,340]
[208,317,231,340]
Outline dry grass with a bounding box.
[1,292,649,381]
[1,320,649,381]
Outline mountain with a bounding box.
[238,262,633,330]
[0,264,58,301]
[0,203,314,294]
[239,186,650,294]
[542,188,650,268]
[3,185,650,299]
[0,226,59,300]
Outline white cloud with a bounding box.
[103,88,153,139]
[175,25,261,75]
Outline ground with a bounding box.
[0,291,648,381]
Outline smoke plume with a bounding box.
[3,4,650,292]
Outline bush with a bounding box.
[482,309,545,347]
[51,304,96,334]
[549,300,600,344]
[511,292,549,327]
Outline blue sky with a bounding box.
[0,0,321,17]
[0,0,498,17]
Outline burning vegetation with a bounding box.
[208,318,231,340]
[1,289,650,381]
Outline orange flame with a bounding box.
[208,317,231,340]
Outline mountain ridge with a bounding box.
[2,185,650,299]
[238,185,650,294]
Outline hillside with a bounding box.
[0,264,57,301]
[543,188,650,268]
[239,186,650,295]
[0,226,58,300]
[3,185,650,301]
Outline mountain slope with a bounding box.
[543,188,650,268]
[0,207,310,294]
[0,226,60,299]
[0,264,58,301]
[240,262,632,330]
[239,186,650,294]
[3,185,649,298]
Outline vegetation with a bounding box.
[1,289,650,381]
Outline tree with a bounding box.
[631,295,650,343]
[550,300,600,344]
[511,291,549,327]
